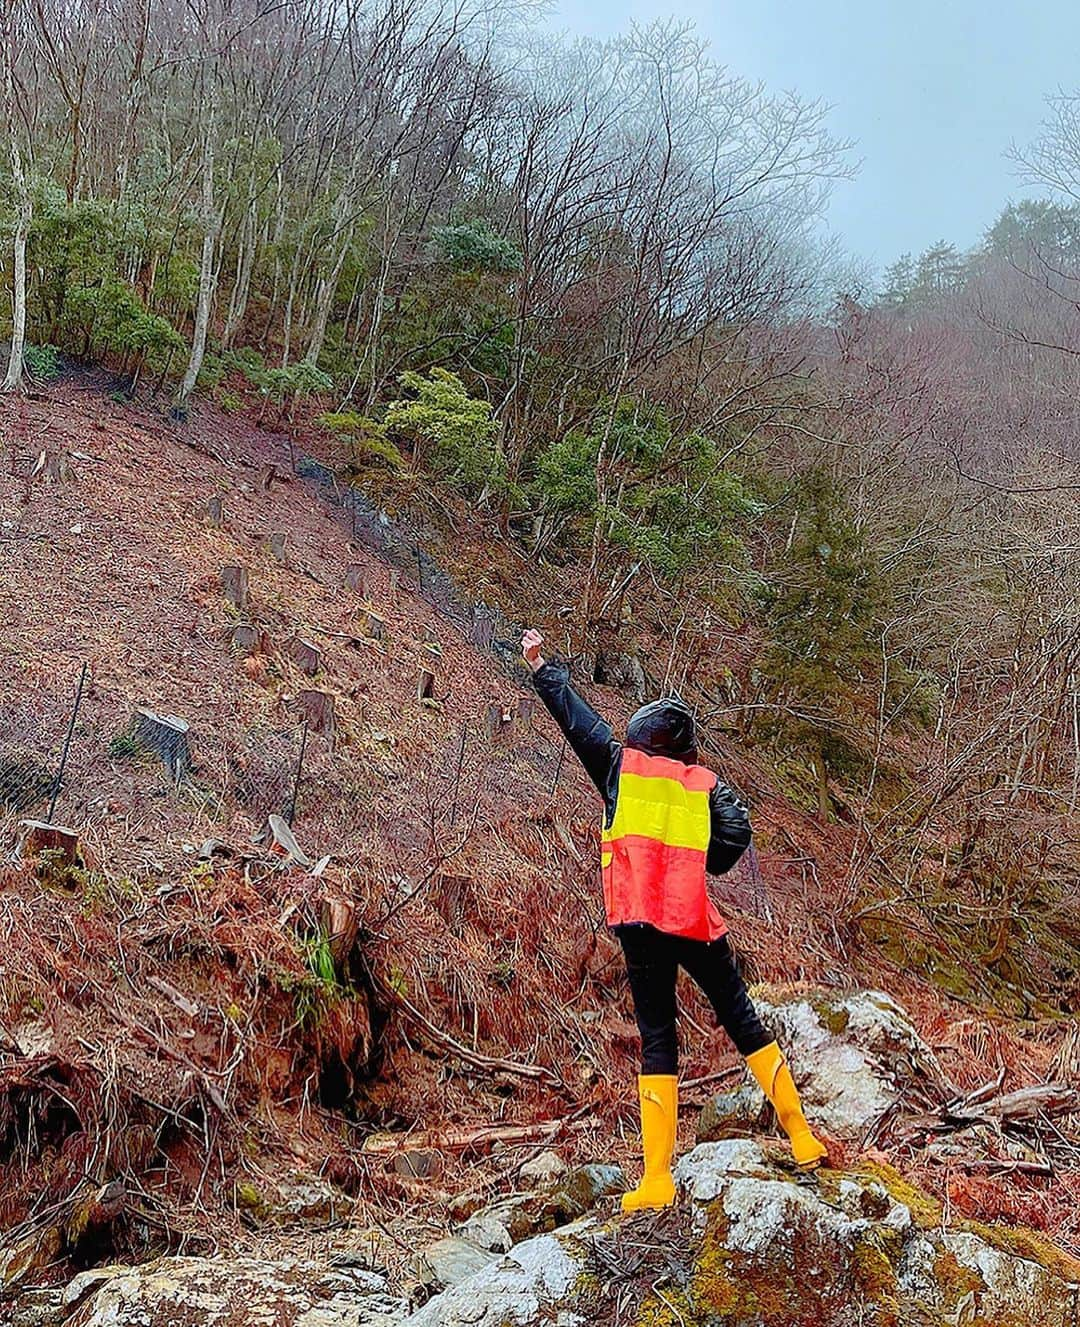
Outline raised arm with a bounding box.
[522,630,620,808]
[706,779,752,875]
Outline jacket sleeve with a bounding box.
[532,661,621,811]
[706,779,752,874]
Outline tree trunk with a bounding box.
[2,32,29,396]
[305,223,353,368]
[175,88,218,410]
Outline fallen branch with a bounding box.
[377,978,562,1088]
[361,1116,588,1157]
[681,1066,743,1094]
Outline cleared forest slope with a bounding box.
[0,375,1077,1281]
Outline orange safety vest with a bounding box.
[601,747,727,941]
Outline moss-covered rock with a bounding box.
[672,1140,1079,1327]
[751,987,952,1136]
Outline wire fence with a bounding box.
[0,671,353,870]
[2,425,769,918]
[0,653,570,882]
[295,455,529,682]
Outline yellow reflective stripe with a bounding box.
[607,772,711,853]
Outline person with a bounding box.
[522,629,826,1211]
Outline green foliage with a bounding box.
[756,468,884,811]
[984,199,1080,259]
[431,220,522,272]
[526,399,761,574]
[384,368,500,491]
[880,240,968,310]
[108,730,140,760]
[317,410,403,469]
[197,353,226,390]
[284,930,347,1028]
[217,390,243,413]
[222,347,268,388]
[23,343,60,381]
[61,280,184,361]
[262,361,333,402]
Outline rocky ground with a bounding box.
[6,988,1079,1326]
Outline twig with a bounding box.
[376,978,562,1087]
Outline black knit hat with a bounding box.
[625,696,697,763]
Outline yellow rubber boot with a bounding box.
[746,1041,827,1169]
[621,1074,678,1212]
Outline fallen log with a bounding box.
[361,1117,589,1157]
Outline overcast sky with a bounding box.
[549,0,1080,275]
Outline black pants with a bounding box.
[618,924,772,1075]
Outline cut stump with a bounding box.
[417,668,438,705]
[472,612,496,651]
[293,690,336,743]
[221,564,249,611]
[132,708,193,780]
[17,820,82,865]
[344,565,367,595]
[359,609,385,641]
[288,637,322,676]
[229,623,268,655]
[207,496,225,528]
[269,532,288,563]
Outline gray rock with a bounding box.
[405,1225,601,1327]
[672,1140,1080,1326]
[455,1194,537,1250]
[5,1286,65,1327]
[63,1266,130,1310]
[65,1256,407,1327]
[518,1149,567,1188]
[753,987,951,1135]
[541,1163,624,1226]
[275,1177,352,1223]
[455,1209,514,1254]
[416,1237,497,1290]
[695,1083,768,1142]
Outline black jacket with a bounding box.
[533,662,751,875]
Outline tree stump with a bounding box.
[417,667,437,705]
[132,708,193,780]
[207,496,225,528]
[17,820,82,866]
[518,695,536,726]
[269,532,288,563]
[321,894,360,964]
[260,463,290,491]
[229,623,268,655]
[472,612,496,651]
[31,450,75,484]
[293,690,336,743]
[289,637,322,676]
[221,564,249,611]
[388,569,400,594]
[344,564,367,595]
[359,609,385,641]
[485,703,512,743]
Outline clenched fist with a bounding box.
[521,629,546,673]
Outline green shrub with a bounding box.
[384,367,500,491]
[23,343,61,381]
[431,220,522,273]
[217,390,243,413]
[317,410,402,469]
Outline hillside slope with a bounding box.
[1,376,1077,1285]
